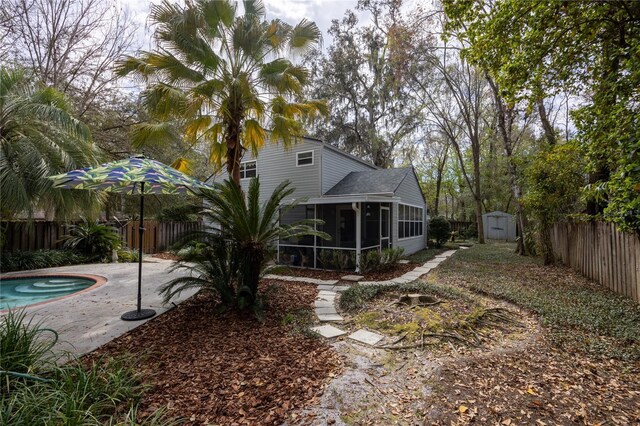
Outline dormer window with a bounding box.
[296,151,314,166]
[240,160,257,179]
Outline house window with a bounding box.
[296,150,314,166]
[240,160,257,179]
[398,204,423,239]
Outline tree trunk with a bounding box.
[487,75,527,254]
[225,122,242,186]
[540,225,554,265]
[537,99,557,146]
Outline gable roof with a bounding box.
[324,167,412,196]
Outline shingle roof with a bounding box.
[324,167,412,196]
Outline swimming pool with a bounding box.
[0,275,100,310]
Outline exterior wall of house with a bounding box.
[392,171,428,255]
[210,138,323,204]
[321,146,377,194]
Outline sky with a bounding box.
[126,0,365,51]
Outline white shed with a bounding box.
[482,211,517,241]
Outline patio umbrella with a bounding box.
[48,155,212,321]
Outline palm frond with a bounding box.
[288,19,322,54]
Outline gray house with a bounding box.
[211,137,427,270]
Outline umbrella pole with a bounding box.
[121,182,156,321]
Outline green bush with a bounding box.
[460,224,478,240]
[0,309,176,425]
[116,248,140,263]
[359,247,405,273]
[0,250,88,272]
[156,203,201,222]
[61,221,121,261]
[428,216,451,247]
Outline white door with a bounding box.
[380,207,390,249]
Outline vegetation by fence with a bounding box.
[1,220,202,254]
[449,220,475,234]
[551,221,640,303]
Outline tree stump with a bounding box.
[394,293,440,306]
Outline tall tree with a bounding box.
[409,45,490,243]
[117,0,326,185]
[307,0,430,168]
[0,68,101,219]
[443,0,640,232]
[0,0,137,118]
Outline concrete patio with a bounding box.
[1,258,196,356]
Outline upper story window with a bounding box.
[296,150,314,166]
[398,204,423,239]
[240,160,257,179]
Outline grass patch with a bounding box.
[438,243,640,360]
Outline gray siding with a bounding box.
[321,147,377,194]
[210,138,323,204]
[392,170,427,255]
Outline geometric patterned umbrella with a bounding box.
[48,155,213,321]
[48,155,212,196]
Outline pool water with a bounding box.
[0,276,96,310]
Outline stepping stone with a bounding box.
[332,285,351,292]
[315,300,335,308]
[348,329,384,346]
[318,313,343,322]
[442,250,457,256]
[392,277,412,284]
[312,324,346,338]
[413,267,432,273]
[402,272,422,279]
[423,262,440,268]
[397,259,410,264]
[460,246,469,250]
[315,307,338,315]
[341,275,364,282]
[318,284,336,291]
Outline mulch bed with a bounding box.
[425,337,640,425]
[85,280,342,425]
[152,252,179,261]
[272,262,418,281]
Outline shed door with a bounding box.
[487,215,507,240]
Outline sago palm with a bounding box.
[0,68,101,219]
[116,0,327,185]
[163,177,328,308]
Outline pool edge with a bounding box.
[0,273,108,313]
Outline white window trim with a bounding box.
[296,150,314,167]
[397,203,424,240]
[240,160,257,180]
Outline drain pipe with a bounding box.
[352,202,361,272]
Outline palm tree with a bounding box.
[116,0,327,185]
[0,68,101,219]
[161,177,329,308]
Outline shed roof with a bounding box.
[324,167,412,196]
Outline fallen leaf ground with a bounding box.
[86,280,342,425]
[295,243,640,425]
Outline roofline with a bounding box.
[282,194,399,205]
[395,165,428,208]
[321,143,379,170]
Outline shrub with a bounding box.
[332,250,354,271]
[460,224,478,240]
[317,249,334,269]
[0,310,176,424]
[156,203,201,222]
[0,250,88,272]
[428,216,451,247]
[116,248,140,263]
[359,247,405,273]
[61,221,120,261]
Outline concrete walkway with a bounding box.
[2,258,196,356]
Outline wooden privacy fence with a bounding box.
[1,220,202,254]
[551,221,640,303]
